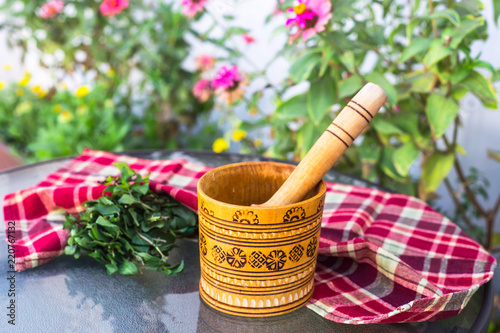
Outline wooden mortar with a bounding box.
[197,82,387,316]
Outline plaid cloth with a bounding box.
[2,149,496,324]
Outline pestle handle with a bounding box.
[260,82,387,207]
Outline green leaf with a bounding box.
[425,93,460,138]
[408,72,437,93]
[113,162,134,180]
[307,76,337,125]
[430,9,461,26]
[65,245,77,256]
[338,75,363,99]
[118,194,139,205]
[105,263,119,275]
[275,94,308,120]
[132,232,152,246]
[392,112,420,136]
[132,181,149,196]
[297,122,316,159]
[95,204,120,216]
[99,196,114,205]
[421,153,455,193]
[423,39,452,67]
[456,145,467,155]
[320,48,334,77]
[371,117,403,135]
[495,0,500,26]
[289,52,321,82]
[445,16,485,49]
[406,18,422,41]
[400,38,432,62]
[118,260,138,275]
[142,216,165,233]
[488,150,500,162]
[393,142,419,177]
[364,72,397,105]
[381,147,407,182]
[96,216,120,234]
[359,139,381,163]
[459,70,498,109]
[339,51,356,74]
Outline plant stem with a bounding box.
[444,178,481,243]
[135,229,166,260]
[493,193,500,218]
[428,0,438,38]
[442,136,488,217]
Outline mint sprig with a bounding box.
[63,162,197,275]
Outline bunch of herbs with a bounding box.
[63,162,197,275]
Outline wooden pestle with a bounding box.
[260,82,387,207]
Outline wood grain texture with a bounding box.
[261,82,387,207]
[197,162,326,316]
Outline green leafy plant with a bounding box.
[186,0,500,250]
[0,0,216,157]
[63,162,197,275]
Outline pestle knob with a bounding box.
[260,82,387,207]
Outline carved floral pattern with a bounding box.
[283,207,306,222]
[317,199,325,213]
[232,210,259,224]
[200,202,214,216]
[266,250,287,271]
[211,245,226,264]
[288,244,304,262]
[226,247,247,268]
[249,251,267,269]
[307,236,318,257]
[200,233,207,256]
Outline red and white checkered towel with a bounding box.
[3,149,496,324]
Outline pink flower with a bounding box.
[394,105,401,113]
[182,0,208,18]
[211,65,242,90]
[242,34,256,44]
[211,65,247,105]
[39,0,64,19]
[286,0,332,42]
[193,79,213,103]
[195,54,215,72]
[100,0,129,17]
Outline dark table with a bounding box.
[0,150,493,332]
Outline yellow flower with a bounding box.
[254,139,262,147]
[75,86,90,98]
[77,105,88,115]
[0,81,5,90]
[60,83,68,90]
[58,110,73,123]
[3,64,12,71]
[24,70,31,77]
[53,104,63,113]
[18,77,30,87]
[104,99,114,109]
[212,138,229,153]
[15,101,32,115]
[232,130,247,142]
[32,85,47,98]
[15,88,24,96]
[107,68,115,76]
